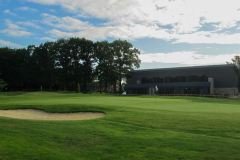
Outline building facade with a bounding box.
[126,64,239,96]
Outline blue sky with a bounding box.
[1,0,240,69]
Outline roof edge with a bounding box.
[132,64,236,72]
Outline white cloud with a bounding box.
[1,20,32,37]
[16,21,41,30]
[3,9,16,16]
[140,51,240,65]
[48,26,118,40]
[17,6,38,12]
[174,31,240,44]
[42,13,173,40]
[28,0,240,44]
[0,40,23,48]
[40,37,56,41]
[42,13,90,31]
[42,13,125,40]
[3,9,11,14]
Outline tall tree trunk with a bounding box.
[104,81,108,92]
[82,79,87,93]
[99,80,102,93]
[77,82,80,92]
[118,80,122,93]
[113,82,117,93]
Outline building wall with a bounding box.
[128,64,239,88]
[214,88,238,96]
[126,64,239,96]
[208,77,214,94]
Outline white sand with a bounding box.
[0,109,105,121]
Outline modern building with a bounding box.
[126,64,239,96]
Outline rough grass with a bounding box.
[0,92,240,160]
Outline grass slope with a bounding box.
[0,92,240,160]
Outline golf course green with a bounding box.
[0,92,240,160]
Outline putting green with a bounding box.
[0,109,105,121]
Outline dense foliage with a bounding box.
[0,38,141,92]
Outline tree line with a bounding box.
[0,38,141,92]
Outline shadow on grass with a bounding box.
[0,104,113,114]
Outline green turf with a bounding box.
[0,92,240,160]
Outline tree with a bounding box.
[111,40,141,92]
[231,56,240,89]
[75,38,94,92]
[0,38,141,93]
[0,47,31,90]
[67,38,94,92]
[231,56,240,68]
[54,38,74,90]
[54,38,94,92]
[31,42,57,90]
[94,41,116,92]
[0,79,7,91]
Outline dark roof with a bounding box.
[132,64,236,72]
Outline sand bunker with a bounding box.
[0,109,105,121]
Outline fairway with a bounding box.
[0,92,240,160]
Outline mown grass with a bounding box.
[0,92,240,160]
